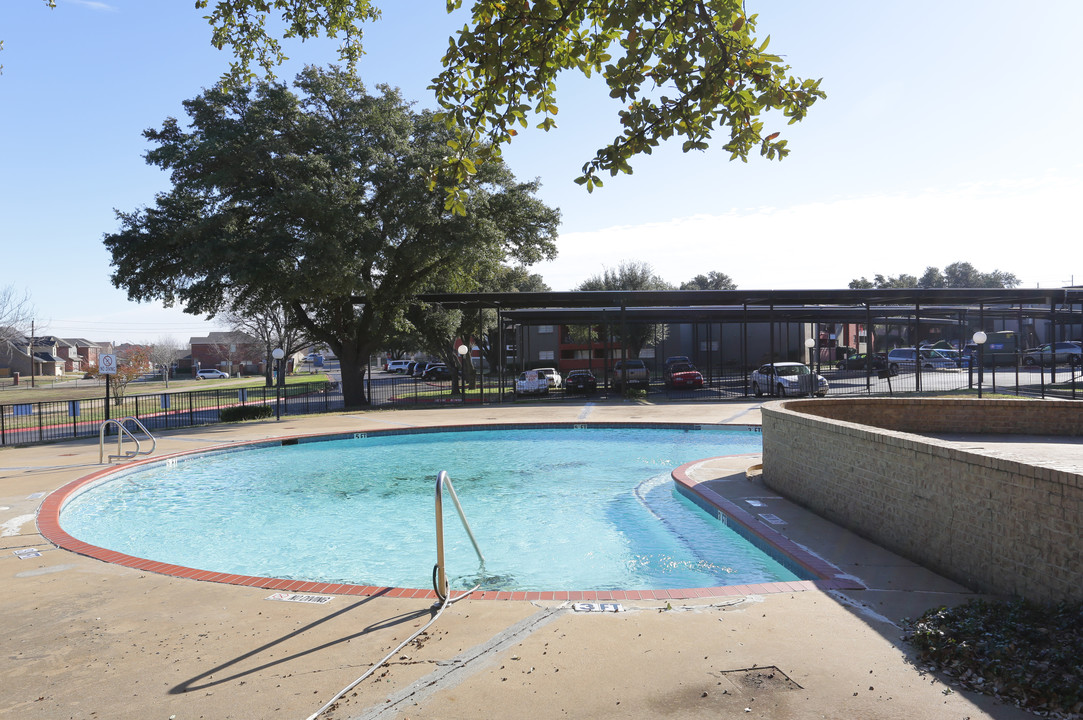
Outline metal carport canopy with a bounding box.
[417,287,1080,315]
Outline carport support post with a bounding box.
[742,304,749,396]
[498,308,504,401]
[478,306,484,404]
[769,302,776,366]
[914,303,922,393]
[1050,299,1058,385]
[978,303,985,395]
[620,301,628,389]
[1016,304,1023,395]
[865,303,873,393]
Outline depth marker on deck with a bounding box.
[266,593,333,604]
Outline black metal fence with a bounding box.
[0,381,338,447]
[364,355,1083,406]
[4,358,1081,448]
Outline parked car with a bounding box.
[663,355,692,371]
[422,364,451,380]
[885,348,957,373]
[933,349,973,369]
[664,363,704,389]
[836,352,887,371]
[415,361,444,378]
[535,367,563,389]
[515,369,549,396]
[1022,342,1082,366]
[750,362,828,397]
[195,369,229,380]
[386,360,411,373]
[564,369,597,394]
[612,359,649,390]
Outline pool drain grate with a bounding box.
[758,513,786,525]
[721,666,803,691]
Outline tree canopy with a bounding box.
[103,67,560,407]
[125,0,821,208]
[577,261,672,357]
[578,260,675,293]
[849,262,1020,290]
[680,271,737,291]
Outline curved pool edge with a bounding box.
[38,422,860,601]
[671,458,863,592]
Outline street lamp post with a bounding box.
[272,348,284,420]
[457,344,469,401]
[972,331,987,399]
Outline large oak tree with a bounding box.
[104,66,559,408]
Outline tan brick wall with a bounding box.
[761,398,1083,603]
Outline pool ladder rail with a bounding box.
[434,470,485,601]
[99,416,157,464]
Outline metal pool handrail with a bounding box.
[99,416,156,464]
[433,470,485,601]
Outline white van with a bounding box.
[386,360,411,373]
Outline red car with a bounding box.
[664,363,704,389]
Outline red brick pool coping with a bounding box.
[37,426,862,601]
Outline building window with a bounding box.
[537,325,554,334]
[539,350,554,360]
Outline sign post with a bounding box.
[100,353,117,422]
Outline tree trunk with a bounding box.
[338,344,369,409]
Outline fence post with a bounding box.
[1,402,5,446]
[37,403,44,443]
[188,391,194,427]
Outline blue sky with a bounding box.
[2,1,1081,343]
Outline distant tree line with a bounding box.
[849,262,1020,289]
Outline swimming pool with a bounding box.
[54,424,813,595]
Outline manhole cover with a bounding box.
[721,666,802,691]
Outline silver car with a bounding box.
[886,348,957,373]
[750,362,828,397]
[1022,342,1082,366]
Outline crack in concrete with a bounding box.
[344,605,565,720]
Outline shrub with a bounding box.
[905,599,1083,715]
[219,405,273,422]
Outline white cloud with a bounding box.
[538,173,1083,291]
[62,0,118,11]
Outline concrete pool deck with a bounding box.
[0,400,1035,719]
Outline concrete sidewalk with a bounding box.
[1,401,1032,719]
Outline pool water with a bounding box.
[61,426,799,592]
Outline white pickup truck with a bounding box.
[515,370,549,396]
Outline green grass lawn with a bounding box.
[0,374,332,431]
[0,373,329,405]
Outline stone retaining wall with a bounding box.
[760,398,1083,603]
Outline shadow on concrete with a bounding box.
[169,588,431,695]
